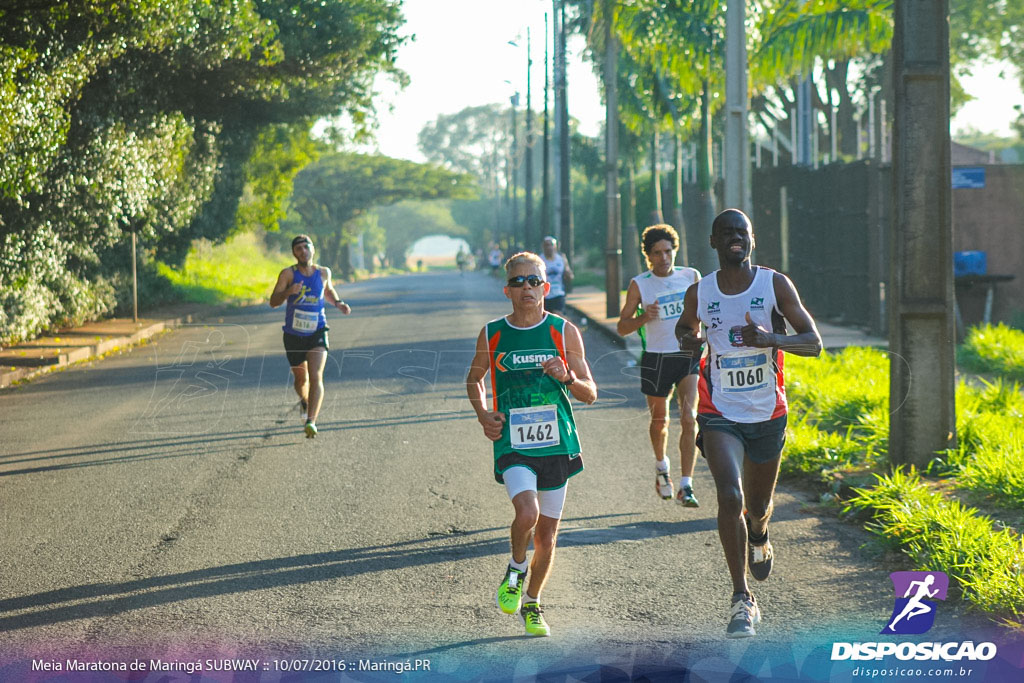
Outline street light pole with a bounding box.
[724,0,748,212]
[525,28,535,251]
[510,91,520,248]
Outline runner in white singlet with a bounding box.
[675,209,822,638]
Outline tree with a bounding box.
[287,152,474,280]
[372,201,468,270]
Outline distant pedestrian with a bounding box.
[616,224,702,507]
[675,209,822,638]
[540,236,574,314]
[488,246,503,275]
[269,235,352,439]
[466,252,597,637]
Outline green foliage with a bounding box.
[287,152,474,279]
[958,324,1024,381]
[157,232,287,304]
[845,468,1024,623]
[0,1,407,344]
[371,201,468,270]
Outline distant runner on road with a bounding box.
[270,234,352,439]
[616,224,702,507]
[466,252,597,637]
[540,236,574,314]
[675,209,822,638]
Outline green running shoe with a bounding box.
[519,601,550,637]
[496,564,527,614]
[304,421,318,439]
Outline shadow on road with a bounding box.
[0,513,705,632]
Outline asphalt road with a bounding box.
[0,270,993,680]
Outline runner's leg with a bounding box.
[526,514,560,601]
[676,374,699,479]
[742,455,782,539]
[305,347,327,423]
[703,429,750,596]
[291,363,309,404]
[510,489,540,565]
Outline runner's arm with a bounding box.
[466,328,505,441]
[561,253,574,280]
[269,268,299,308]
[616,280,656,336]
[739,272,821,357]
[542,322,597,404]
[322,267,352,315]
[674,284,704,359]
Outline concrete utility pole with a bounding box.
[724,0,748,211]
[525,28,535,251]
[510,92,520,247]
[889,0,955,468]
[551,1,562,245]
[542,13,551,237]
[604,0,621,318]
[555,0,573,262]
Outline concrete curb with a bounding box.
[0,318,191,389]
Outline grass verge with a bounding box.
[157,233,288,304]
[958,323,1024,380]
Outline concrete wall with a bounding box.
[952,165,1024,326]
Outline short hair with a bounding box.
[542,235,557,244]
[504,251,547,278]
[711,209,751,234]
[641,224,679,255]
[291,234,313,249]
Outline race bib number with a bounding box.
[509,405,560,450]
[719,350,771,393]
[292,309,319,333]
[656,290,686,320]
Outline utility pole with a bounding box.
[551,1,562,245]
[510,91,520,248]
[525,28,535,251]
[724,0,749,212]
[542,13,551,238]
[604,0,621,318]
[889,0,955,467]
[555,0,573,262]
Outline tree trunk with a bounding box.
[673,130,688,267]
[696,82,718,274]
[624,158,642,277]
[650,128,664,224]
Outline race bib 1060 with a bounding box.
[719,350,771,393]
[509,405,560,450]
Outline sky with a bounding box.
[363,0,1024,164]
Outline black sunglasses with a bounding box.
[507,275,545,288]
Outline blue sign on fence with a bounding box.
[952,167,986,189]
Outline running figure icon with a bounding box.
[888,574,939,631]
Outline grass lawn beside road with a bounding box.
[784,334,1024,631]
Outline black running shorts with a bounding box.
[283,329,329,367]
[494,452,584,490]
[696,413,787,464]
[639,351,701,397]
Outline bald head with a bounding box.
[711,209,751,235]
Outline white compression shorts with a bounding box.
[502,465,568,519]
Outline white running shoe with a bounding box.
[656,469,674,500]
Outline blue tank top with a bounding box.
[282,266,327,336]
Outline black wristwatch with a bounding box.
[563,369,577,386]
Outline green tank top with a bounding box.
[485,313,582,459]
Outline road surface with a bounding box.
[0,270,994,680]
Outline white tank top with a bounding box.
[632,267,701,353]
[695,266,787,423]
[543,254,567,298]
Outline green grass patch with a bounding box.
[958,323,1024,381]
[845,468,1024,628]
[157,233,288,304]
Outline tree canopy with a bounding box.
[0,0,406,344]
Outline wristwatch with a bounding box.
[563,369,577,386]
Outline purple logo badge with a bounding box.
[881,571,948,635]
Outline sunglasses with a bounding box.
[507,275,545,288]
